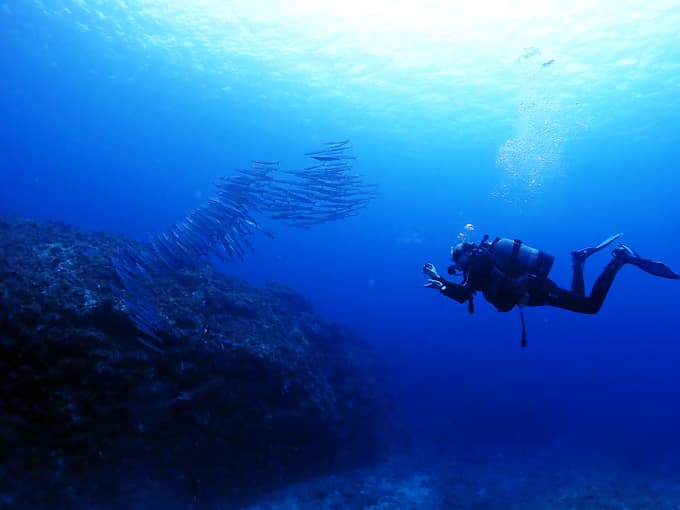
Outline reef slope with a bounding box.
[0,216,390,509]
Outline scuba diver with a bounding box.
[423,233,680,347]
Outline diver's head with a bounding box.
[450,241,475,272]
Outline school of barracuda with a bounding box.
[111,140,377,350]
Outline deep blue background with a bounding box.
[2,2,680,475]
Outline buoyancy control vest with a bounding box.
[482,236,554,278]
[454,235,553,348]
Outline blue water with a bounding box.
[2,0,680,506]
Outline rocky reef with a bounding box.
[0,216,392,509]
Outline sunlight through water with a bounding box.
[24,0,680,199]
[34,0,680,108]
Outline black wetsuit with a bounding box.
[438,250,625,314]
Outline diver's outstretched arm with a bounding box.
[439,281,475,303]
[423,262,473,303]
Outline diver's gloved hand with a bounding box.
[423,263,441,280]
[424,279,447,291]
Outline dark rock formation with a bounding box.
[0,216,392,509]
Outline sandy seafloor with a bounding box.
[239,452,680,510]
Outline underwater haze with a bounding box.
[2,0,680,508]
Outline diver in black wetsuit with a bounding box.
[423,234,680,346]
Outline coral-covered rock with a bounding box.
[0,216,391,509]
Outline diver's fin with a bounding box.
[628,258,680,279]
[613,245,680,279]
[572,233,623,263]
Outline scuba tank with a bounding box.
[453,235,554,348]
[485,237,554,278]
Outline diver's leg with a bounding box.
[551,244,678,314]
[545,286,590,313]
[548,259,624,314]
[582,259,625,313]
[570,234,621,297]
[571,257,586,297]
